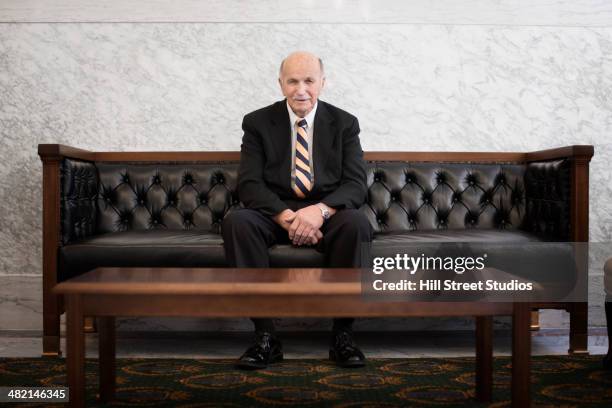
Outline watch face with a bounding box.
[319,205,330,219]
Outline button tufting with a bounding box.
[87,162,530,236]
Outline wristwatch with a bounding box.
[317,203,331,220]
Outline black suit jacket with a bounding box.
[238,99,367,216]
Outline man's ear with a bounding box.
[321,76,326,89]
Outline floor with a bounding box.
[0,329,608,359]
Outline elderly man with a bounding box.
[222,51,372,369]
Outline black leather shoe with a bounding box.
[236,331,283,370]
[604,353,612,370]
[329,330,366,368]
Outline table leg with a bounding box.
[512,303,531,407]
[475,315,493,402]
[98,316,116,402]
[66,294,85,408]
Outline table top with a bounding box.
[53,267,363,295]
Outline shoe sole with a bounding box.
[236,352,284,370]
[329,350,366,368]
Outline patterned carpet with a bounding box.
[1,356,612,407]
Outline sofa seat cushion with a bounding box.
[59,230,226,281]
[371,229,542,246]
[59,230,327,281]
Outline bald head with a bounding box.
[279,51,324,77]
[278,51,326,117]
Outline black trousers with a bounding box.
[222,207,373,333]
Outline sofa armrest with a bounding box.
[38,144,95,162]
[60,158,99,244]
[525,145,594,163]
[524,145,593,242]
[39,144,99,246]
[523,159,571,240]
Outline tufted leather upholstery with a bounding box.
[95,163,240,235]
[58,157,572,281]
[60,159,98,244]
[524,160,571,240]
[363,162,527,233]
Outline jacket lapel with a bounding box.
[269,100,292,191]
[313,101,336,188]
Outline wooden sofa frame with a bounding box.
[38,144,594,357]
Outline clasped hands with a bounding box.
[273,205,332,246]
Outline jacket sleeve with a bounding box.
[237,116,290,216]
[320,117,368,209]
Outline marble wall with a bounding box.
[1,1,611,331]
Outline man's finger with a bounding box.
[288,219,300,240]
[306,231,317,245]
[298,225,314,246]
[304,226,317,245]
[297,227,312,246]
[293,224,306,245]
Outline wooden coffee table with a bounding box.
[53,267,531,407]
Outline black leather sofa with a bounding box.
[38,144,594,356]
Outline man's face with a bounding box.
[279,55,325,117]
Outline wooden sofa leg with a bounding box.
[42,293,62,357]
[530,310,540,331]
[569,302,588,354]
[475,316,493,402]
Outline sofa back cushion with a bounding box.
[91,161,527,235]
[364,162,526,233]
[95,163,240,234]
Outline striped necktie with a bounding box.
[293,118,312,198]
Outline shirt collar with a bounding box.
[286,100,318,128]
